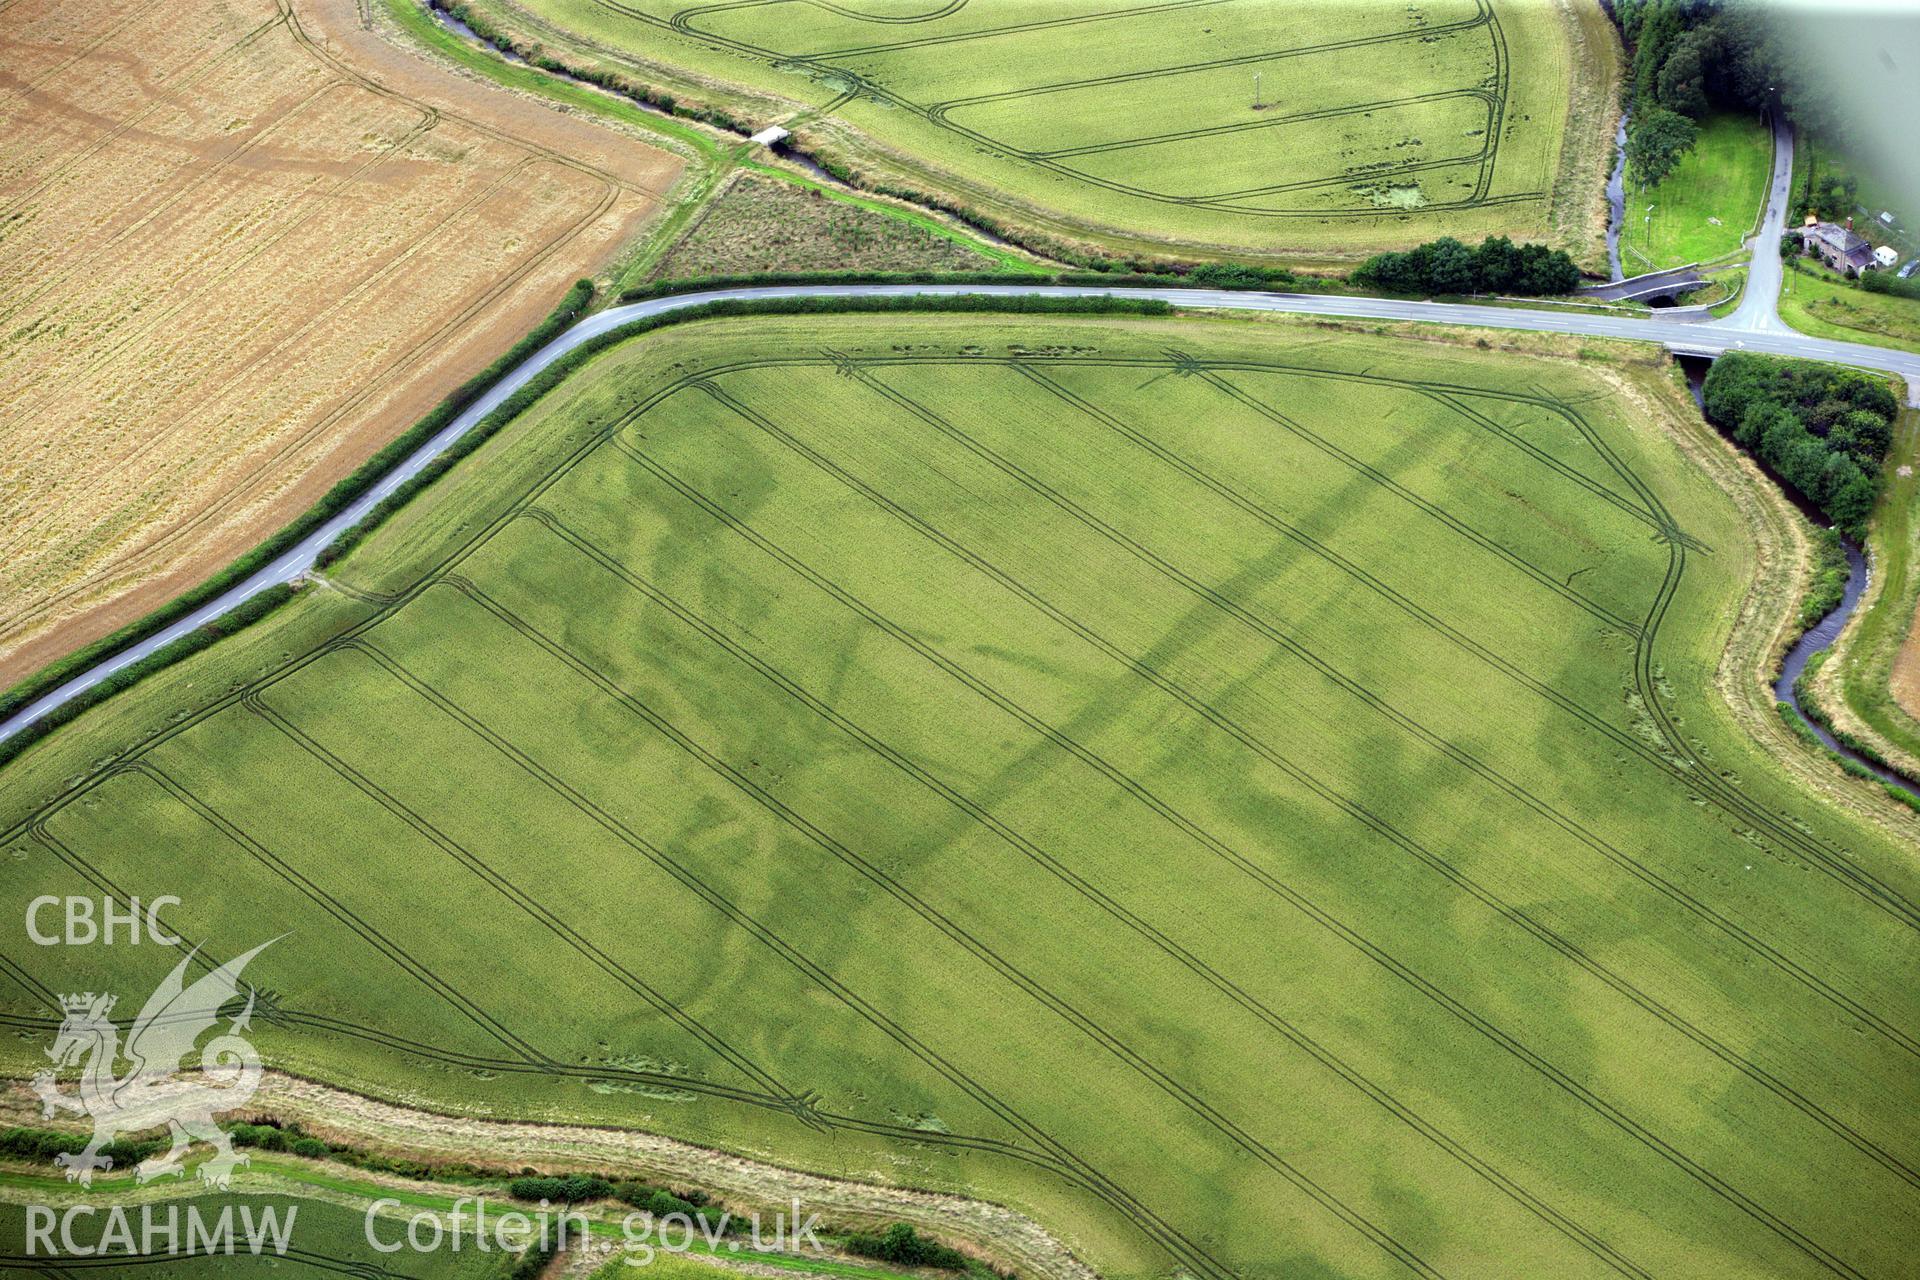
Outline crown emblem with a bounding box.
[59,993,114,1017]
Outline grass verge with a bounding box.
[1778,264,1920,356]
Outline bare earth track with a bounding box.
[0,0,681,689]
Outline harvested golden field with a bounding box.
[0,0,680,688]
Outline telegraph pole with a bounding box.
[1253,71,1262,110]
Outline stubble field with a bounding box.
[0,0,680,690]
[458,0,1620,265]
[2,311,1917,1279]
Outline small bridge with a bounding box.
[1579,264,1710,303]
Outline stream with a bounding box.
[1771,541,1920,800]
[430,5,523,62]
[1679,360,1920,799]
[1606,110,1628,281]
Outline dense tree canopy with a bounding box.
[1351,236,1582,296]
[1702,352,1895,534]
[1614,2,1830,186]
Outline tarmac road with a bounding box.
[5,120,1916,744]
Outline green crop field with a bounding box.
[461,0,1619,265]
[3,312,1918,1279]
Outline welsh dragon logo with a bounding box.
[31,942,273,1189]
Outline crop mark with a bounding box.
[1012,366,1913,1061]
[6,346,1912,1280]
[588,0,1530,217]
[595,420,1883,1277]
[605,400,1877,1278]
[402,573,1447,1278]
[241,677,817,1125]
[1041,353,1920,931]
[515,505,1654,1280]
[109,757,554,1067]
[667,376,1920,1206]
[0,9,291,222]
[312,627,1234,1280]
[0,0,662,648]
[0,106,444,470]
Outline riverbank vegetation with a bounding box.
[1701,351,1896,533]
[4,312,1916,1278]
[1809,404,1920,781]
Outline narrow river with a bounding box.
[1678,360,1920,798]
[1771,541,1920,800]
[1606,110,1629,281]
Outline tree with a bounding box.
[1818,452,1867,505]
[1831,369,1898,421]
[1513,243,1581,295]
[1801,396,1853,436]
[1655,25,1716,117]
[1830,409,1893,465]
[1627,107,1699,186]
[1421,237,1480,294]
[1760,408,1812,467]
[1352,237,1579,297]
[1475,235,1522,293]
[1826,473,1880,533]
[1702,351,1771,426]
[1736,401,1796,449]
[1777,435,1832,498]
[1810,173,1857,221]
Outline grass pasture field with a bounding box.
[1623,113,1771,271]
[3,312,1919,1279]
[0,0,680,691]
[1778,267,1920,357]
[459,0,1619,265]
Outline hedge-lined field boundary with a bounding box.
[619,264,1303,304]
[0,294,1170,768]
[0,281,595,750]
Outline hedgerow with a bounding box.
[0,279,596,738]
[0,583,297,771]
[0,293,1168,770]
[508,1174,614,1204]
[1861,271,1920,301]
[845,1223,970,1270]
[0,1126,164,1168]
